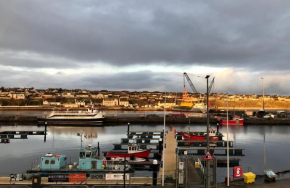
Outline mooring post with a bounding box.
[158,138,163,160]
[127,122,130,136]
[44,122,47,142]
[97,142,100,156]
[152,159,158,186]
[124,155,126,187]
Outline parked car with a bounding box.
[277,111,286,118]
[256,110,267,118]
[263,113,275,119]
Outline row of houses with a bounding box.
[1,87,290,107]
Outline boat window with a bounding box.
[51,160,55,165]
[86,152,91,158]
[45,160,49,164]
[80,152,85,158]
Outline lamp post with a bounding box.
[226,97,229,187]
[162,92,166,186]
[205,75,210,188]
[261,77,265,110]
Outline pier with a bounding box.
[159,130,177,179]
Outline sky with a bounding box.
[1,0,290,95]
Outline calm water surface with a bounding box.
[0,113,290,182]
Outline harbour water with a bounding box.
[1,123,290,182]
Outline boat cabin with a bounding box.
[209,129,217,137]
[40,154,67,170]
[128,144,142,154]
[78,145,105,170]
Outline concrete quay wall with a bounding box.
[104,116,290,125]
[0,115,290,125]
[0,115,38,122]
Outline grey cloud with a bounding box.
[1,68,290,95]
[1,0,290,70]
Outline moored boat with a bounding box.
[27,144,132,176]
[106,144,151,158]
[181,129,220,140]
[45,107,105,123]
[217,115,244,126]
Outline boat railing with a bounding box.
[50,110,100,115]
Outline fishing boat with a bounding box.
[181,129,220,140]
[217,115,244,126]
[45,107,105,124]
[27,144,132,176]
[106,144,151,158]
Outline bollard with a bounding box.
[159,138,163,154]
[174,128,176,134]
[170,125,172,131]
[152,160,159,186]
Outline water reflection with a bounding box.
[48,126,104,138]
[0,124,290,182]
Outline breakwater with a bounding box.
[0,115,38,122]
[1,115,290,125]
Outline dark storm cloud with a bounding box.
[1,0,290,70]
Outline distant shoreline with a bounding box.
[0,106,289,112]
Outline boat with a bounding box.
[181,129,220,140]
[111,157,146,162]
[190,102,207,113]
[45,107,105,123]
[106,144,151,158]
[27,144,132,176]
[217,115,244,126]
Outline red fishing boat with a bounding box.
[217,115,244,126]
[181,129,220,140]
[106,144,151,158]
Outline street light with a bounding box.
[205,75,210,188]
[162,92,166,186]
[261,78,265,110]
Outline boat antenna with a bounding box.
[80,130,84,148]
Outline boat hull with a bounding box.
[45,118,104,121]
[181,132,219,140]
[219,119,244,126]
[106,149,151,158]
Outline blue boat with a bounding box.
[27,144,133,176]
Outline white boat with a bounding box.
[46,107,105,123]
[190,102,207,113]
[110,157,146,162]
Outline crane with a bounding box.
[184,72,215,94]
[183,72,198,94]
[208,77,215,93]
